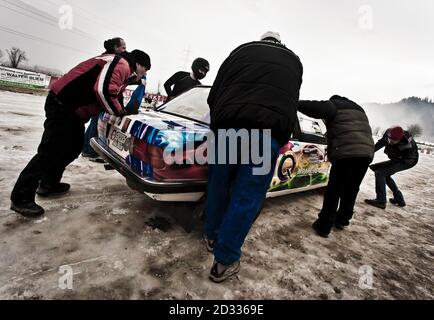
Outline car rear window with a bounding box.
[159,87,211,124]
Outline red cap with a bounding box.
[387,126,404,141]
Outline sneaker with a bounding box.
[209,260,241,283]
[36,183,71,197]
[312,220,330,238]
[389,198,406,207]
[203,234,215,253]
[364,199,386,209]
[11,201,44,218]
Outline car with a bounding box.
[91,86,331,203]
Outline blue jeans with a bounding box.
[204,130,280,266]
[82,115,99,156]
[372,159,418,203]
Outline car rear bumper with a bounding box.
[90,138,207,195]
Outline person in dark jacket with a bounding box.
[82,37,127,161]
[164,58,210,101]
[204,31,303,282]
[10,50,151,218]
[298,96,375,237]
[365,126,419,209]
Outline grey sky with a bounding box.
[0,0,433,103]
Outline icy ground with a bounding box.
[0,91,433,299]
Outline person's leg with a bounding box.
[11,94,65,203]
[40,117,84,189]
[316,160,345,234]
[337,158,370,225]
[82,115,99,157]
[213,137,280,266]
[385,176,405,203]
[203,162,235,242]
[373,160,412,203]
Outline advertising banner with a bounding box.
[0,66,51,88]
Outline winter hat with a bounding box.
[260,31,281,43]
[192,58,210,72]
[192,58,210,80]
[387,126,404,141]
[131,50,151,70]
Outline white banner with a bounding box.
[0,66,51,88]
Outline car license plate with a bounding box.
[111,129,130,151]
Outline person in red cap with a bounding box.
[365,126,419,209]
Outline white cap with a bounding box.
[260,31,281,43]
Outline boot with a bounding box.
[36,183,71,197]
[11,201,44,218]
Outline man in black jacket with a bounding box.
[164,58,210,101]
[298,96,375,237]
[204,31,303,282]
[365,126,419,209]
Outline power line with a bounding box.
[0,0,103,42]
[0,25,95,56]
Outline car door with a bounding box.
[267,114,331,197]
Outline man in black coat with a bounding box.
[204,31,303,282]
[164,58,210,101]
[365,126,419,209]
[298,96,375,237]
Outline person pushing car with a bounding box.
[10,49,151,218]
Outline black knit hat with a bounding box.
[131,50,151,70]
[192,58,209,73]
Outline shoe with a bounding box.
[335,220,350,230]
[364,199,386,209]
[11,201,44,218]
[312,220,330,238]
[209,260,241,283]
[36,183,71,197]
[389,198,406,207]
[203,234,215,253]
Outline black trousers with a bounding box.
[11,93,84,203]
[317,157,372,232]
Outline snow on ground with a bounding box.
[0,91,433,300]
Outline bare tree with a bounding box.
[6,47,28,69]
[408,124,423,138]
[0,49,3,62]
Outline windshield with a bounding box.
[158,87,211,124]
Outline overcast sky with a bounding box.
[0,0,433,103]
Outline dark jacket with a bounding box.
[298,97,375,163]
[51,53,134,122]
[164,71,201,100]
[208,41,303,146]
[375,130,419,163]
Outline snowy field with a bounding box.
[0,91,433,300]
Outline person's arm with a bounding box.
[298,100,337,121]
[164,72,184,99]
[375,133,387,152]
[95,57,131,116]
[124,76,147,115]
